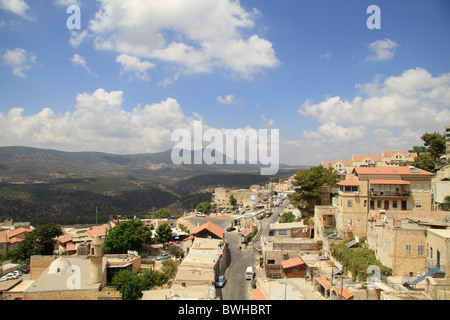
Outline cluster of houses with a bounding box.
[250,147,450,300]
[0,211,228,300]
[310,149,450,299]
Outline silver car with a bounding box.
[215,275,226,288]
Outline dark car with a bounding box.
[20,266,30,274]
[215,275,226,288]
[226,227,236,232]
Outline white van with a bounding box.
[245,266,253,280]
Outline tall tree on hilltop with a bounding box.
[289,166,339,213]
[410,131,445,172]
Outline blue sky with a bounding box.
[0,0,449,166]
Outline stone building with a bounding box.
[3,236,140,300]
[366,210,449,278]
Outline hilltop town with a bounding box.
[1,130,450,300]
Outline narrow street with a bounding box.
[183,204,284,300]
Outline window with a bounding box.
[348,219,353,226]
[356,219,361,227]
[377,200,382,208]
[347,200,353,208]
[406,244,412,255]
[279,230,287,235]
[418,244,424,256]
[416,184,421,192]
[424,184,429,192]
[393,201,398,209]
[384,200,389,210]
[416,201,422,209]
[267,259,276,265]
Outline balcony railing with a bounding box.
[369,191,410,197]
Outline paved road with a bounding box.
[183,215,252,300]
[183,205,285,300]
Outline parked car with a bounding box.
[226,227,236,232]
[215,275,226,288]
[195,212,206,217]
[0,273,19,282]
[11,270,22,277]
[20,266,30,274]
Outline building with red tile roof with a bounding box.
[191,222,224,239]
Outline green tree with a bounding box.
[409,145,428,155]
[154,208,171,219]
[155,223,172,243]
[161,259,179,279]
[290,166,339,211]
[112,269,169,300]
[410,132,446,171]
[440,195,450,211]
[18,224,62,260]
[280,212,295,223]
[421,132,445,163]
[103,220,152,254]
[167,245,183,258]
[229,194,237,207]
[196,201,211,214]
[331,240,391,282]
[411,153,435,173]
[112,269,145,300]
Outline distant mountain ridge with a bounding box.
[0,146,306,182]
[0,146,306,225]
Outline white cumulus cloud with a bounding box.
[1,48,36,77]
[84,0,279,81]
[71,53,94,75]
[0,0,33,20]
[287,67,450,165]
[367,38,399,61]
[217,94,235,105]
[116,54,155,81]
[0,89,199,154]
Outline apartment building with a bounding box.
[321,159,354,177]
[367,210,449,280]
[382,150,417,166]
[315,166,434,245]
[352,154,384,168]
[322,150,417,177]
[261,221,322,279]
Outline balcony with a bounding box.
[369,191,410,198]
